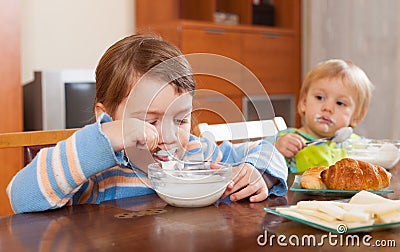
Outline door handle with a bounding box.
[204,28,226,35]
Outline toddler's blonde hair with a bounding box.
[298,59,374,127]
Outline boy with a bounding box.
[8,34,288,213]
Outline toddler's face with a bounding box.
[300,77,357,138]
[115,78,192,159]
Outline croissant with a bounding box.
[300,166,328,189]
[320,158,392,190]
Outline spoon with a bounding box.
[153,147,183,170]
[305,127,353,146]
[153,147,178,162]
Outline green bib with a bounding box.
[295,142,346,173]
[277,128,360,173]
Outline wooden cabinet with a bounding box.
[242,31,297,94]
[0,0,22,216]
[136,0,301,127]
[181,27,242,62]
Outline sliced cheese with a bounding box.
[296,200,322,210]
[275,191,400,228]
[293,208,337,222]
[342,211,372,222]
[349,190,393,204]
[317,202,347,220]
[377,211,400,223]
[368,203,400,216]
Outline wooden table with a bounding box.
[1,165,399,252]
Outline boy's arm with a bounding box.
[263,172,280,190]
[7,114,126,213]
[190,135,288,196]
[218,139,288,196]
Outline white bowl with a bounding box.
[343,139,400,169]
[148,162,232,207]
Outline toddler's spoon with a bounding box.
[305,127,353,146]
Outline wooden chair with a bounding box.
[197,117,287,142]
[0,129,78,166]
[0,129,78,215]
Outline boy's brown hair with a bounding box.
[95,34,196,117]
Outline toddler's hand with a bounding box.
[221,163,268,203]
[101,118,159,152]
[275,133,305,158]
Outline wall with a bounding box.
[21,0,135,84]
[303,0,400,139]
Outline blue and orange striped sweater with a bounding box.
[7,114,288,213]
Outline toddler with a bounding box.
[275,59,374,173]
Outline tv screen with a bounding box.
[65,82,96,128]
[23,70,96,131]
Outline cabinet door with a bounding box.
[181,27,245,114]
[242,32,298,94]
[181,28,246,127]
[181,27,242,61]
[181,27,245,95]
[192,94,243,127]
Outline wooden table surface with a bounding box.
[1,165,399,252]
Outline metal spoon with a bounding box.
[153,147,178,162]
[152,147,184,170]
[305,127,353,146]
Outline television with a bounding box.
[242,94,295,127]
[23,69,96,131]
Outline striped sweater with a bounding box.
[7,114,288,213]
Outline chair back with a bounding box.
[0,129,78,165]
[0,129,78,215]
[197,117,287,142]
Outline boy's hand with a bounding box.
[221,163,268,203]
[275,133,305,158]
[101,118,159,152]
